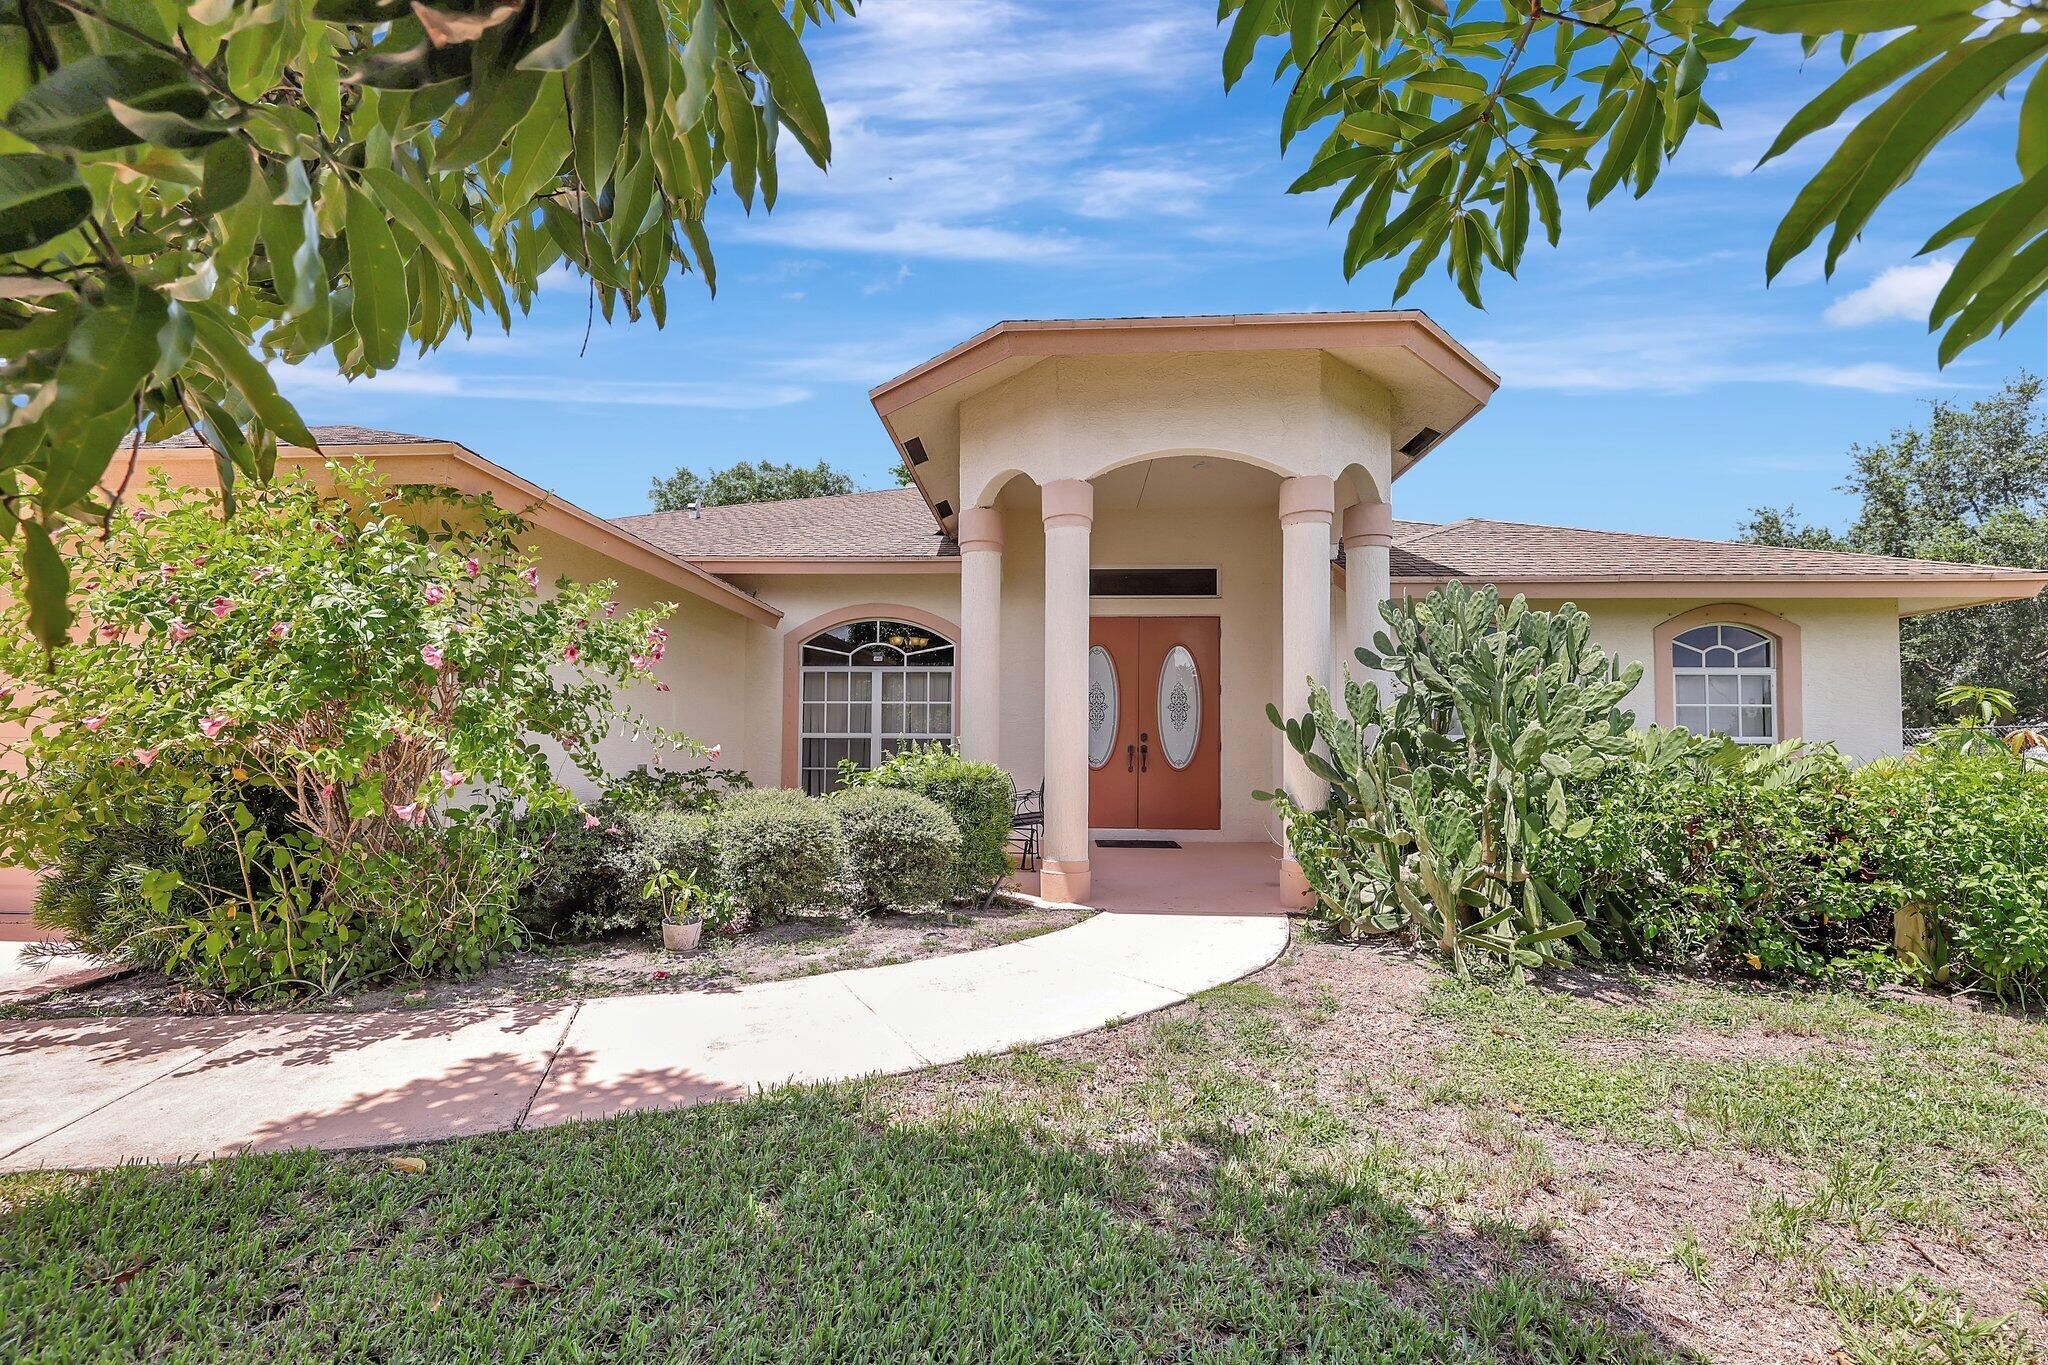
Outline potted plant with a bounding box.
[643,867,704,953]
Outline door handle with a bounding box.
[1139,732,1149,773]
[1125,743,1134,773]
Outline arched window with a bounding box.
[798,618,956,794]
[1670,623,1777,743]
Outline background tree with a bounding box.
[0,0,850,647]
[1220,0,2047,362]
[648,457,856,510]
[1741,374,2048,726]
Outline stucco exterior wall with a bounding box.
[1532,597,1906,759]
[957,353,1394,510]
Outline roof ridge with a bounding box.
[621,486,921,522]
[1392,516,1474,546]
[1453,516,2033,573]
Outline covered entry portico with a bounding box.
[870,314,1497,906]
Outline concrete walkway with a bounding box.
[0,910,1287,1171]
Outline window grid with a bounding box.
[798,619,955,795]
[1670,624,1777,744]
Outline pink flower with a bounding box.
[655,681,671,693]
[190,556,208,568]
[130,507,151,523]
[81,715,105,732]
[424,584,447,606]
[603,601,618,619]
[562,644,581,664]
[133,747,158,768]
[198,715,233,741]
[605,825,621,835]
[650,626,668,641]
[209,596,235,619]
[392,803,426,827]
[267,621,290,642]
[421,644,446,670]
[583,811,600,829]
[169,619,194,643]
[158,564,176,583]
[706,744,722,761]
[629,653,651,671]
[463,557,480,579]
[439,768,465,790]
[521,566,540,592]
[250,565,275,581]
[99,623,121,641]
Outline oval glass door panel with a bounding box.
[1156,645,1200,770]
[1086,645,1119,769]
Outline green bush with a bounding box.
[844,743,1013,898]
[714,788,847,921]
[1857,751,2048,1004]
[517,763,748,938]
[1538,736,1889,979]
[831,787,960,911]
[586,809,722,936]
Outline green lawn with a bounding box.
[6,933,2046,1363]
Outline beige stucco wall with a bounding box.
[1531,597,1906,759]
[957,352,1395,511]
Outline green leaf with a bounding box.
[1930,169,2048,325]
[1587,79,1654,207]
[517,0,601,71]
[437,63,545,170]
[187,303,319,449]
[1758,16,1971,165]
[726,0,830,166]
[261,195,323,316]
[0,153,90,253]
[20,519,70,651]
[571,24,626,194]
[675,0,719,131]
[3,53,210,154]
[1224,0,1281,91]
[1731,0,1980,36]
[105,98,235,149]
[190,137,255,217]
[344,183,408,370]
[2021,62,2048,176]
[1938,229,2048,363]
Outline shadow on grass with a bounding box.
[1,1081,1704,1363]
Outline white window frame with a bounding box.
[798,620,955,795]
[1671,624,1778,745]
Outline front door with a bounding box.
[1088,616,1221,830]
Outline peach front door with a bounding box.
[1087,616,1221,831]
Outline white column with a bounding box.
[1342,499,1393,693]
[957,506,1004,764]
[1039,479,1093,904]
[1278,475,1335,909]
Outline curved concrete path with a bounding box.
[0,910,1287,1171]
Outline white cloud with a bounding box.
[270,361,808,410]
[752,315,984,386]
[1824,259,1954,326]
[1472,315,1970,396]
[745,0,1225,263]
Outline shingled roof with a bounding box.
[615,489,2043,591]
[618,488,957,561]
[143,424,445,449]
[1387,517,2041,583]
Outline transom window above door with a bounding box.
[799,618,955,795]
[1670,623,1777,743]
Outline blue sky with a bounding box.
[277,0,2046,538]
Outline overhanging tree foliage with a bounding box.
[1220,0,2048,361]
[0,0,850,647]
[1741,374,2048,727]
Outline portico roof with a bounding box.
[869,312,1500,533]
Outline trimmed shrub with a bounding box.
[845,743,1013,898]
[831,788,960,911]
[1857,752,2048,1004]
[714,788,847,920]
[589,810,721,935]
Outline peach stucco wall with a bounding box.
[956,352,1395,512]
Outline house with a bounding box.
[3,311,2043,931]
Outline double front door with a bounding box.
[1087,616,1221,830]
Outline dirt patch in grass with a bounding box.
[8,898,1088,1020]
[874,930,2048,1365]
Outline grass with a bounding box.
[6,935,2046,1362]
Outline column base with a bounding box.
[1279,857,1316,911]
[1038,858,1092,906]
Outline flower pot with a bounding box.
[662,917,703,953]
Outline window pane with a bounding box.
[929,703,951,734]
[1741,706,1773,739]
[1709,705,1741,736]
[802,703,825,731]
[1704,646,1736,668]
[881,673,905,702]
[881,702,904,733]
[1708,674,1738,704]
[928,673,952,702]
[1740,674,1771,705]
[802,672,825,701]
[906,672,928,702]
[1720,626,1768,651]
[849,672,874,700]
[1676,705,1709,734]
[826,672,847,701]
[1675,674,1706,705]
[1674,626,1719,649]
[1735,642,1772,667]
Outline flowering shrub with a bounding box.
[0,464,692,996]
